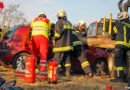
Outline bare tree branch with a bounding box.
[0,4,27,29]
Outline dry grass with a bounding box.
[0,66,128,90]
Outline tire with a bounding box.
[108,53,115,77]
[94,59,108,76]
[12,52,30,70]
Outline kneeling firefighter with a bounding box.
[71,30,92,77]
[111,12,130,82]
[31,13,51,76]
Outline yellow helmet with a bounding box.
[57,9,67,18]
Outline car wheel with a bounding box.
[12,52,30,70]
[94,59,108,76]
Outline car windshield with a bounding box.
[3,26,20,40]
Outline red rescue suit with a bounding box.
[31,17,51,72]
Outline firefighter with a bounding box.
[71,30,92,77]
[31,13,51,76]
[52,9,73,77]
[118,0,130,12]
[111,12,130,82]
[77,20,87,37]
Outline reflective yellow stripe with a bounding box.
[123,26,127,43]
[54,31,61,37]
[72,31,77,35]
[116,67,124,71]
[31,21,50,38]
[63,25,73,29]
[122,22,130,28]
[113,26,118,34]
[73,41,81,45]
[65,63,71,67]
[32,30,49,39]
[58,64,61,68]
[115,41,130,48]
[81,61,89,68]
[53,46,73,52]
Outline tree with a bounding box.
[0,4,27,29]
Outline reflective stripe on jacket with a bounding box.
[31,17,51,39]
[112,19,130,48]
[114,66,124,71]
[72,30,82,46]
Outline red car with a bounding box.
[0,24,108,76]
[85,19,116,75]
[85,21,110,75]
[0,26,53,70]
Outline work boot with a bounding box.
[127,77,130,90]
[84,72,93,79]
[37,71,47,76]
[36,71,47,80]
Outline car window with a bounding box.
[92,23,96,36]
[97,23,103,35]
[87,24,93,37]
[105,21,109,35]
[3,26,20,40]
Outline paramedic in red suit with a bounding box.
[31,13,51,76]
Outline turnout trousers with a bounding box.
[114,47,128,78]
[54,51,71,75]
[71,45,91,74]
[31,35,49,72]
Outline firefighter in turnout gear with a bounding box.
[31,13,51,76]
[111,12,130,82]
[53,9,73,77]
[71,30,92,77]
[77,20,87,37]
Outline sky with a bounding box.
[0,0,130,26]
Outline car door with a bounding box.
[86,22,98,65]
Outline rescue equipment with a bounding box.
[106,85,112,90]
[48,60,58,84]
[25,55,35,83]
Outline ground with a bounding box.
[0,66,128,90]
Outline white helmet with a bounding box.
[57,9,67,17]
[117,12,129,20]
[78,20,86,26]
[38,13,46,18]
